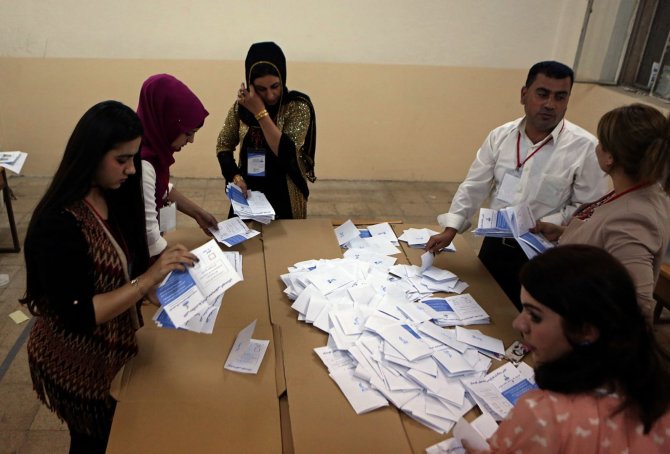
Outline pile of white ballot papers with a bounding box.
[280,238,536,433]
[473,203,553,258]
[153,240,243,334]
[226,183,275,224]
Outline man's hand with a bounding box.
[425,227,458,253]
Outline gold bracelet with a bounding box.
[255,109,269,121]
[233,174,244,185]
[130,277,145,297]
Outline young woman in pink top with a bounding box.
[468,245,670,453]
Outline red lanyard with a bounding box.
[575,182,652,220]
[516,121,564,169]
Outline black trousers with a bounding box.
[477,236,529,312]
[67,401,115,454]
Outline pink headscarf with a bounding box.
[137,74,209,207]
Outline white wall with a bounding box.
[0,0,588,68]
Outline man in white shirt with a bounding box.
[426,61,608,310]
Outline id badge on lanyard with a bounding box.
[247,149,266,177]
[497,169,521,204]
[159,202,177,233]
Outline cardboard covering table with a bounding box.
[108,219,522,453]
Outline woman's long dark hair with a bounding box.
[520,245,670,432]
[22,100,149,315]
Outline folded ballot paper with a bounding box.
[152,240,243,333]
[226,183,275,224]
[474,203,553,259]
[279,253,535,434]
[426,413,498,453]
[209,216,260,247]
[224,320,269,374]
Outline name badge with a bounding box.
[247,150,266,177]
[159,202,177,233]
[496,170,521,204]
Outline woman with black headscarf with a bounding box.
[216,41,317,219]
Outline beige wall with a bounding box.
[2,58,667,182]
[4,0,665,183]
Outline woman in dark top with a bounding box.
[216,41,317,219]
[21,100,197,453]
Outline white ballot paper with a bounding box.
[334,219,360,246]
[209,217,260,247]
[329,367,388,414]
[453,416,492,451]
[0,151,28,174]
[455,326,505,358]
[224,320,270,374]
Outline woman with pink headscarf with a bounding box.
[137,74,218,257]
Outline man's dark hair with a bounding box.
[525,61,574,88]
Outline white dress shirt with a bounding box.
[142,160,172,257]
[438,117,608,233]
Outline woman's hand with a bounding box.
[531,221,565,242]
[237,83,265,117]
[233,176,249,198]
[143,244,198,289]
[194,210,219,237]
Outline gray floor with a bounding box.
[0,176,470,454]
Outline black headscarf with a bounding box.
[239,42,317,182]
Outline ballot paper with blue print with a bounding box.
[226,183,275,224]
[153,240,242,333]
[474,203,553,258]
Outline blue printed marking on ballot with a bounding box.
[224,234,247,246]
[401,324,421,339]
[226,186,249,205]
[422,299,454,312]
[156,270,197,305]
[502,379,537,405]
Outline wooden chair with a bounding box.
[0,168,21,252]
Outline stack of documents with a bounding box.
[153,240,243,334]
[226,183,275,224]
[209,217,260,247]
[280,255,534,433]
[473,203,553,258]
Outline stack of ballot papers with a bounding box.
[226,183,275,224]
[473,203,553,259]
[280,255,535,433]
[153,240,243,334]
[209,216,260,247]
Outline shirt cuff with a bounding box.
[437,213,469,233]
[148,235,167,257]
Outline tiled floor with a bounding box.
[0,176,469,454]
[1,176,669,454]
